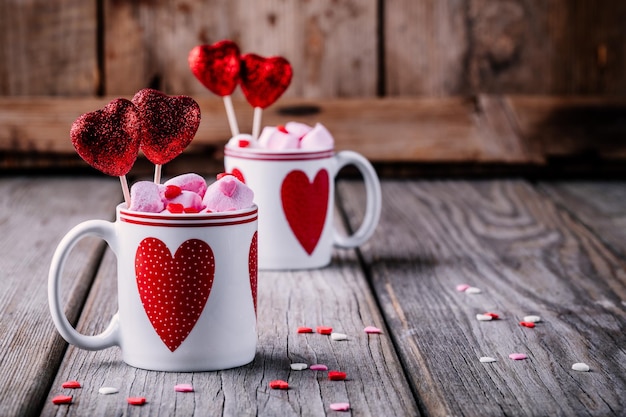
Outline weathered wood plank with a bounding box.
[0,0,98,96]
[42,217,419,416]
[0,178,121,417]
[103,0,377,98]
[338,180,626,416]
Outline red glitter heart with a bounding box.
[188,40,241,96]
[132,88,201,165]
[280,169,329,255]
[248,231,258,315]
[240,53,292,109]
[135,238,215,352]
[70,98,142,176]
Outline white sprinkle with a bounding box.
[465,287,482,294]
[290,363,308,371]
[98,387,119,395]
[330,332,348,341]
[523,315,541,323]
[476,314,493,321]
[479,357,497,363]
[572,362,590,372]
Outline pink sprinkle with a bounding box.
[310,364,328,371]
[456,284,470,292]
[364,326,382,334]
[174,384,194,392]
[330,402,351,411]
[509,353,528,360]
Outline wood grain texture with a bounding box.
[0,178,121,417]
[0,0,98,96]
[338,180,626,416]
[42,230,419,415]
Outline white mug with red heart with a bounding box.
[224,147,381,270]
[48,204,258,372]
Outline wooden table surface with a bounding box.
[1,176,625,417]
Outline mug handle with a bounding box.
[333,150,382,248]
[48,220,120,350]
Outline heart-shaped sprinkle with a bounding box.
[240,53,292,109]
[316,326,332,335]
[62,380,81,389]
[290,363,308,371]
[188,40,241,96]
[166,203,185,213]
[269,380,289,390]
[127,397,146,405]
[310,364,328,371]
[132,88,200,165]
[52,395,72,405]
[297,326,313,333]
[98,387,119,395]
[330,403,351,411]
[364,326,382,334]
[509,353,528,360]
[70,98,142,176]
[174,384,194,392]
[328,371,347,381]
[164,185,182,199]
[218,178,237,197]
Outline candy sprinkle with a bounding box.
[127,397,146,405]
[98,387,119,395]
[465,287,482,294]
[62,380,81,389]
[476,314,493,321]
[310,364,328,371]
[316,326,333,335]
[330,402,351,411]
[479,357,497,363]
[297,327,313,333]
[290,363,308,371]
[174,384,194,392]
[523,315,541,323]
[519,321,536,328]
[456,284,470,292]
[572,362,590,372]
[328,371,347,381]
[330,332,348,341]
[509,353,528,360]
[485,312,499,319]
[52,395,72,405]
[364,326,382,334]
[269,380,289,390]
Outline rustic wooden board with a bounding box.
[539,182,626,259]
[42,218,419,415]
[0,178,121,417]
[103,0,377,98]
[338,180,626,416]
[0,0,98,95]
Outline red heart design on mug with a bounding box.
[248,231,258,315]
[70,98,142,176]
[132,88,201,165]
[188,40,241,96]
[281,170,329,255]
[240,53,292,109]
[135,238,215,352]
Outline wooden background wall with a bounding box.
[1,0,625,98]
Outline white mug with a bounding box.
[48,204,258,372]
[224,147,381,270]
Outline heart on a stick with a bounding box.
[70,98,142,176]
[240,53,292,109]
[135,238,215,352]
[132,88,201,165]
[188,40,241,96]
[280,170,329,255]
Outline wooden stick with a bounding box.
[252,107,262,139]
[223,95,239,136]
[119,175,131,208]
[154,164,162,184]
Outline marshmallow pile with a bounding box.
[128,172,253,213]
[227,122,334,151]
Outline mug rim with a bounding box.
[224,145,334,161]
[117,203,258,227]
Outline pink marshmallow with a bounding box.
[163,190,205,212]
[300,123,334,150]
[164,173,207,198]
[129,181,165,213]
[227,133,257,149]
[258,126,299,150]
[285,121,312,139]
[202,176,254,212]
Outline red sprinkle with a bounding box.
[277,125,288,133]
[62,380,81,389]
[485,312,500,320]
[164,185,182,199]
[328,371,347,381]
[183,207,199,213]
[520,321,536,328]
[269,380,289,390]
[166,203,184,213]
[127,397,146,405]
[316,326,333,335]
[238,139,250,148]
[297,326,313,333]
[52,395,72,405]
